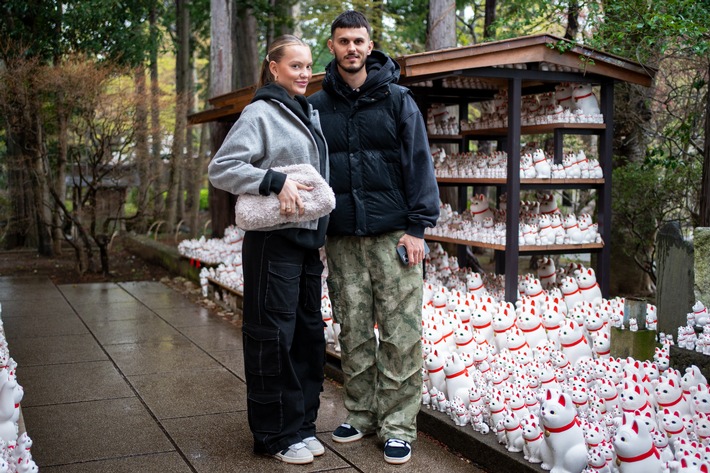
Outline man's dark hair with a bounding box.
[331,10,371,36]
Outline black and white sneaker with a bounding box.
[302,436,325,456]
[384,439,411,464]
[331,423,364,443]
[273,442,314,464]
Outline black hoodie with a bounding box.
[309,50,439,238]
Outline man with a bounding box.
[309,10,439,465]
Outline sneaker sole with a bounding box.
[384,452,411,465]
[273,454,314,465]
[332,431,365,443]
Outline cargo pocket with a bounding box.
[248,390,283,434]
[265,262,301,313]
[302,262,324,312]
[243,324,280,376]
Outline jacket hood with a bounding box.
[322,50,400,98]
[251,82,311,125]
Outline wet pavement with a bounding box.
[0,276,489,472]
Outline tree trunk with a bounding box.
[208,0,259,237]
[188,123,209,237]
[181,52,203,234]
[25,95,53,255]
[289,2,302,37]
[166,0,190,233]
[701,63,710,227]
[52,96,68,254]
[134,67,151,233]
[426,0,457,236]
[4,129,32,249]
[426,0,456,51]
[366,1,385,48]
[235,7,259,88]
[484,0,496,39]
[564,0,580,40]
[149,1,163,223]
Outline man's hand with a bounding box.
[398,234,426,266]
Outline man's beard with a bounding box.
[337,54,366,74]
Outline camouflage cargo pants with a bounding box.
[326,231,423,443]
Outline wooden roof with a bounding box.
[189,34,656,125]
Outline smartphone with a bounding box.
[396,242,430,265]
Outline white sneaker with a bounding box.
[302,436,325,456]
[273,442,314,464]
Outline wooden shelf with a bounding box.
[207,277,243,297]
[425,234,603,253]
[428,134,463,140]
[461,122,606,137]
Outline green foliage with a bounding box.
[612,154,701,281]
[300,0,427,73]
[200,188,209,211]
[0,0,162,66]
[585,0,709,63]
[487,0,569,40]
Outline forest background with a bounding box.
[0,0,708,297]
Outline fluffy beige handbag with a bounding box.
[234,163,335,231]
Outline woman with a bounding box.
[208,35,328,465]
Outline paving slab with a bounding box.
[85,316,187,346]
[23,397,175,467]
[105,338,221,376]
[0,298,77,318]
[133,291,204,311]
[179,324,244,353]
[210,349,246,381]
[40,452,193,473]
[162,411,353,473]
[3,313,89,340]
[151,305,229,328]
[58,283,138,306]
[71,300,158,325]
[0,277,64,301]
[118,280,175,295]
[8,333,107,366]
[127,367,247,419]
[18,360,133,407]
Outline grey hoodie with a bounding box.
[208,85,329,233]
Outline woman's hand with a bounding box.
[278,178,313,215]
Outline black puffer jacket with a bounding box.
[308,51,439,238]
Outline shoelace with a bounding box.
[386,439,408,449]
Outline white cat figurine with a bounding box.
[539,390,588,473]
[612,413,662,473]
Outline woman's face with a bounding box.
[270,45,313,97]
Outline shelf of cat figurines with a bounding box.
[461,121,605,137]
[425,195,604,254]
[423,233,603,253]
[436,177,604,186]
[432,148,605,189]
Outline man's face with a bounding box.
[328,26,373,75]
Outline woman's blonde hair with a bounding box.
[258,35,309,88]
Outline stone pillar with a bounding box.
[656,222,694,336]
[695,227,710,306]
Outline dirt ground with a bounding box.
[0,240,174,285]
